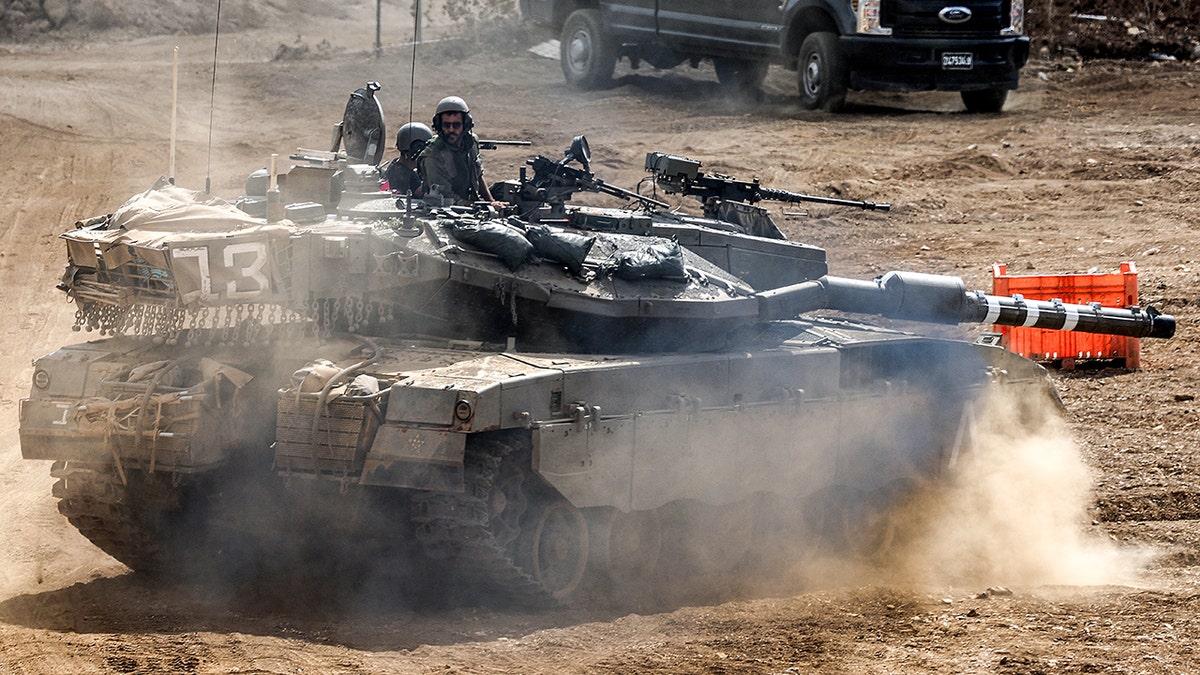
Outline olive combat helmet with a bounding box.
[395,122,433,157]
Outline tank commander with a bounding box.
[383,122,433,197]
[418,95,499,206]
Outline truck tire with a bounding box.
[714,57,769,96]
[560,9,617,90]
[961,87,1008,113]
[798,32,848,112]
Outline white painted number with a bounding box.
[172,241,270,300]
[172,246,213,297]
[223,241,269,299]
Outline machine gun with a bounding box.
[493,136,668,217]
[645,152,891,213]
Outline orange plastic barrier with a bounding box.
[991,262,1140,369]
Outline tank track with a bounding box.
[409,438,557,607]
[51,461,187,573]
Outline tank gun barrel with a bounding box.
[758,271,1175,339]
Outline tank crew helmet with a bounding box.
[432,95,474,135]
[396,122,434,157]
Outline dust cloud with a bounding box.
[879,390,1149,590]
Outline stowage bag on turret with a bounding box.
[447,219,534,270]
[526,223,596,275]
[614,240,687,281]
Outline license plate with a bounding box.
[942,52,974,70]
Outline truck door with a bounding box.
[602,0,657,38]
[655,0,783,54]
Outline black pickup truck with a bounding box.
[522,0,1030,112]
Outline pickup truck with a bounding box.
[522,0,1030,112]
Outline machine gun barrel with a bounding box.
[479,139,532,150]
[757,186,891,212]
[757,271,1175,339]
[582,175,670,209]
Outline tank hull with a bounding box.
[20,320,1053,603]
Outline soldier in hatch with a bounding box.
[418,96,498,205]
[383,122,433,197]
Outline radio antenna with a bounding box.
[169,45,178,184]
[205,0,223,193]
[407,0,421,128]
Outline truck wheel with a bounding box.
[560,9,617,90]
[714,57,769,96]
[961,87,1008,113]
[798,32,848,112]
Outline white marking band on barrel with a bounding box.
[1062,305,1079,331]
[1022,303,1040,327]
[985,296,1001,324]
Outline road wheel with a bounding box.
[797,32,848,112]
[587,507,662,581]
[714,57,769,96]
[560,9,617,90]
[961,87,1008,113]
[517,499,590,602]
[805,485,873,554]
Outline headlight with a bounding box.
[33,369,50,389]
[454,399,473,422]
[857,0,892,35]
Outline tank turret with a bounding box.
[54,168,1173,354]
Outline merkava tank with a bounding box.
[19,89,1175,606]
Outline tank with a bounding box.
[19,93,1175,606]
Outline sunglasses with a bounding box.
[441,121,463,130]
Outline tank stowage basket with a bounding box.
[991,262,1140,369]
[275,391,379,476]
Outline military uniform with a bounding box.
[419,133,485,205]
[384,158,422,196]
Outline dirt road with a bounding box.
[1,4,1199,673]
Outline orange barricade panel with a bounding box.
[991,262,1140,369]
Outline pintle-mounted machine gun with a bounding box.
[646,151,891,213]
[644,151,889,239]
[492,136,669,220]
